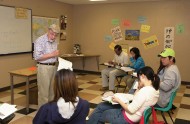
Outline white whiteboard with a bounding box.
[0,5,32,55]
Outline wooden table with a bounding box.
[61,54,100,71]
[9,67,37,114]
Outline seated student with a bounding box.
[123,47,145,90]
[33,69,89,124]
[155,48,181,108]
[87,66,160,124]
[101,45,129,92]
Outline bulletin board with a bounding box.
[0,5,32,55]
[32,16,59,42]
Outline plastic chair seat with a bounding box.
[155,90,177,124]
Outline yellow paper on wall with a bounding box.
[141,24,150,33]
[15,7,28,19]
[142,35,159,49]
[109,42,116,50]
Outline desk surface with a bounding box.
[9,67,37,77]
[61,54,100,58]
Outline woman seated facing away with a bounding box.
[87,66,160,124]
[123,47,145,90]
[33,69,89,124]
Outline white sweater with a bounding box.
[125,86,159,122]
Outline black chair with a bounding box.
[0,113,15,124]
[115,74,128,93]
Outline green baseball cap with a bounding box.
[158,48,175,57]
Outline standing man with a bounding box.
[101,45,129,92]
[33,24,60,108]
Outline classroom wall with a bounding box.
[0,0,73,88]
[72,0,190,82]
[0,0,189,89]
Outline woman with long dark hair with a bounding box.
[33,69,89,124]
[124,47,145,90]
[87,66,160,124]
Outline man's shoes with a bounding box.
[99,87,109,91]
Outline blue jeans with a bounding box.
[87,102,130,124]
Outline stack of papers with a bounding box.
[102,93,134,105]
[103,62,114,67]
[120,67,134,72]
[132,72,137,77]
[0,103,17,119]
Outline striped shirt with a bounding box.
[33,33,58,63]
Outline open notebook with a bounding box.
[102,93,134,105]
[0,103,17,120]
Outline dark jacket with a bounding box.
[33,98,89,124]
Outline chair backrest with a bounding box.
[155,90,177,111]
[143,107,152,124]
[165,90,177,110]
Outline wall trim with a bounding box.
[0,79,37,92]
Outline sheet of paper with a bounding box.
[120,67,134,72]
[0,103,17,119]
[132,72,137,77]
[132,80,139,89]
[57,57,73,71]
[102,93,134,105]
[103,62,114,67]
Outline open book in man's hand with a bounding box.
[102,92,134,105]
[103,62,114,67]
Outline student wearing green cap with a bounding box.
[155,48,181,108]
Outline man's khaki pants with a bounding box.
[37,64,57,108]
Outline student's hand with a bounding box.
[112,96,120,103]
[138,82,144,89]
[108,61,114,65]
[129,53,132,58]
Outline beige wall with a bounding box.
[0,0,73,88]
[72,0,190,82]
[0,0,189,89]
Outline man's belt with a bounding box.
[37,62,56,66]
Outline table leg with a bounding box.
[26,78,29,113]
[82,57,85,70]
[96,56,100,71]
[10,74,14,104]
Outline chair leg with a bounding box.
[123,86,127,93]
[115,86,119,93]
[167,111,174,124]
[115,77,122,93]
[160,111,168,124]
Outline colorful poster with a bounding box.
[32,16,59,42]
[142,35,159,49]
[104,35,112,42]
[112,19,120,26]
[111,26,123,42]
[176,24,184,34]
[164,27,174,49]
[141,24,150,33]
[109,42,116,50]
[122,19,131,27]
[138,16,147,23]
[125,30,140,40]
